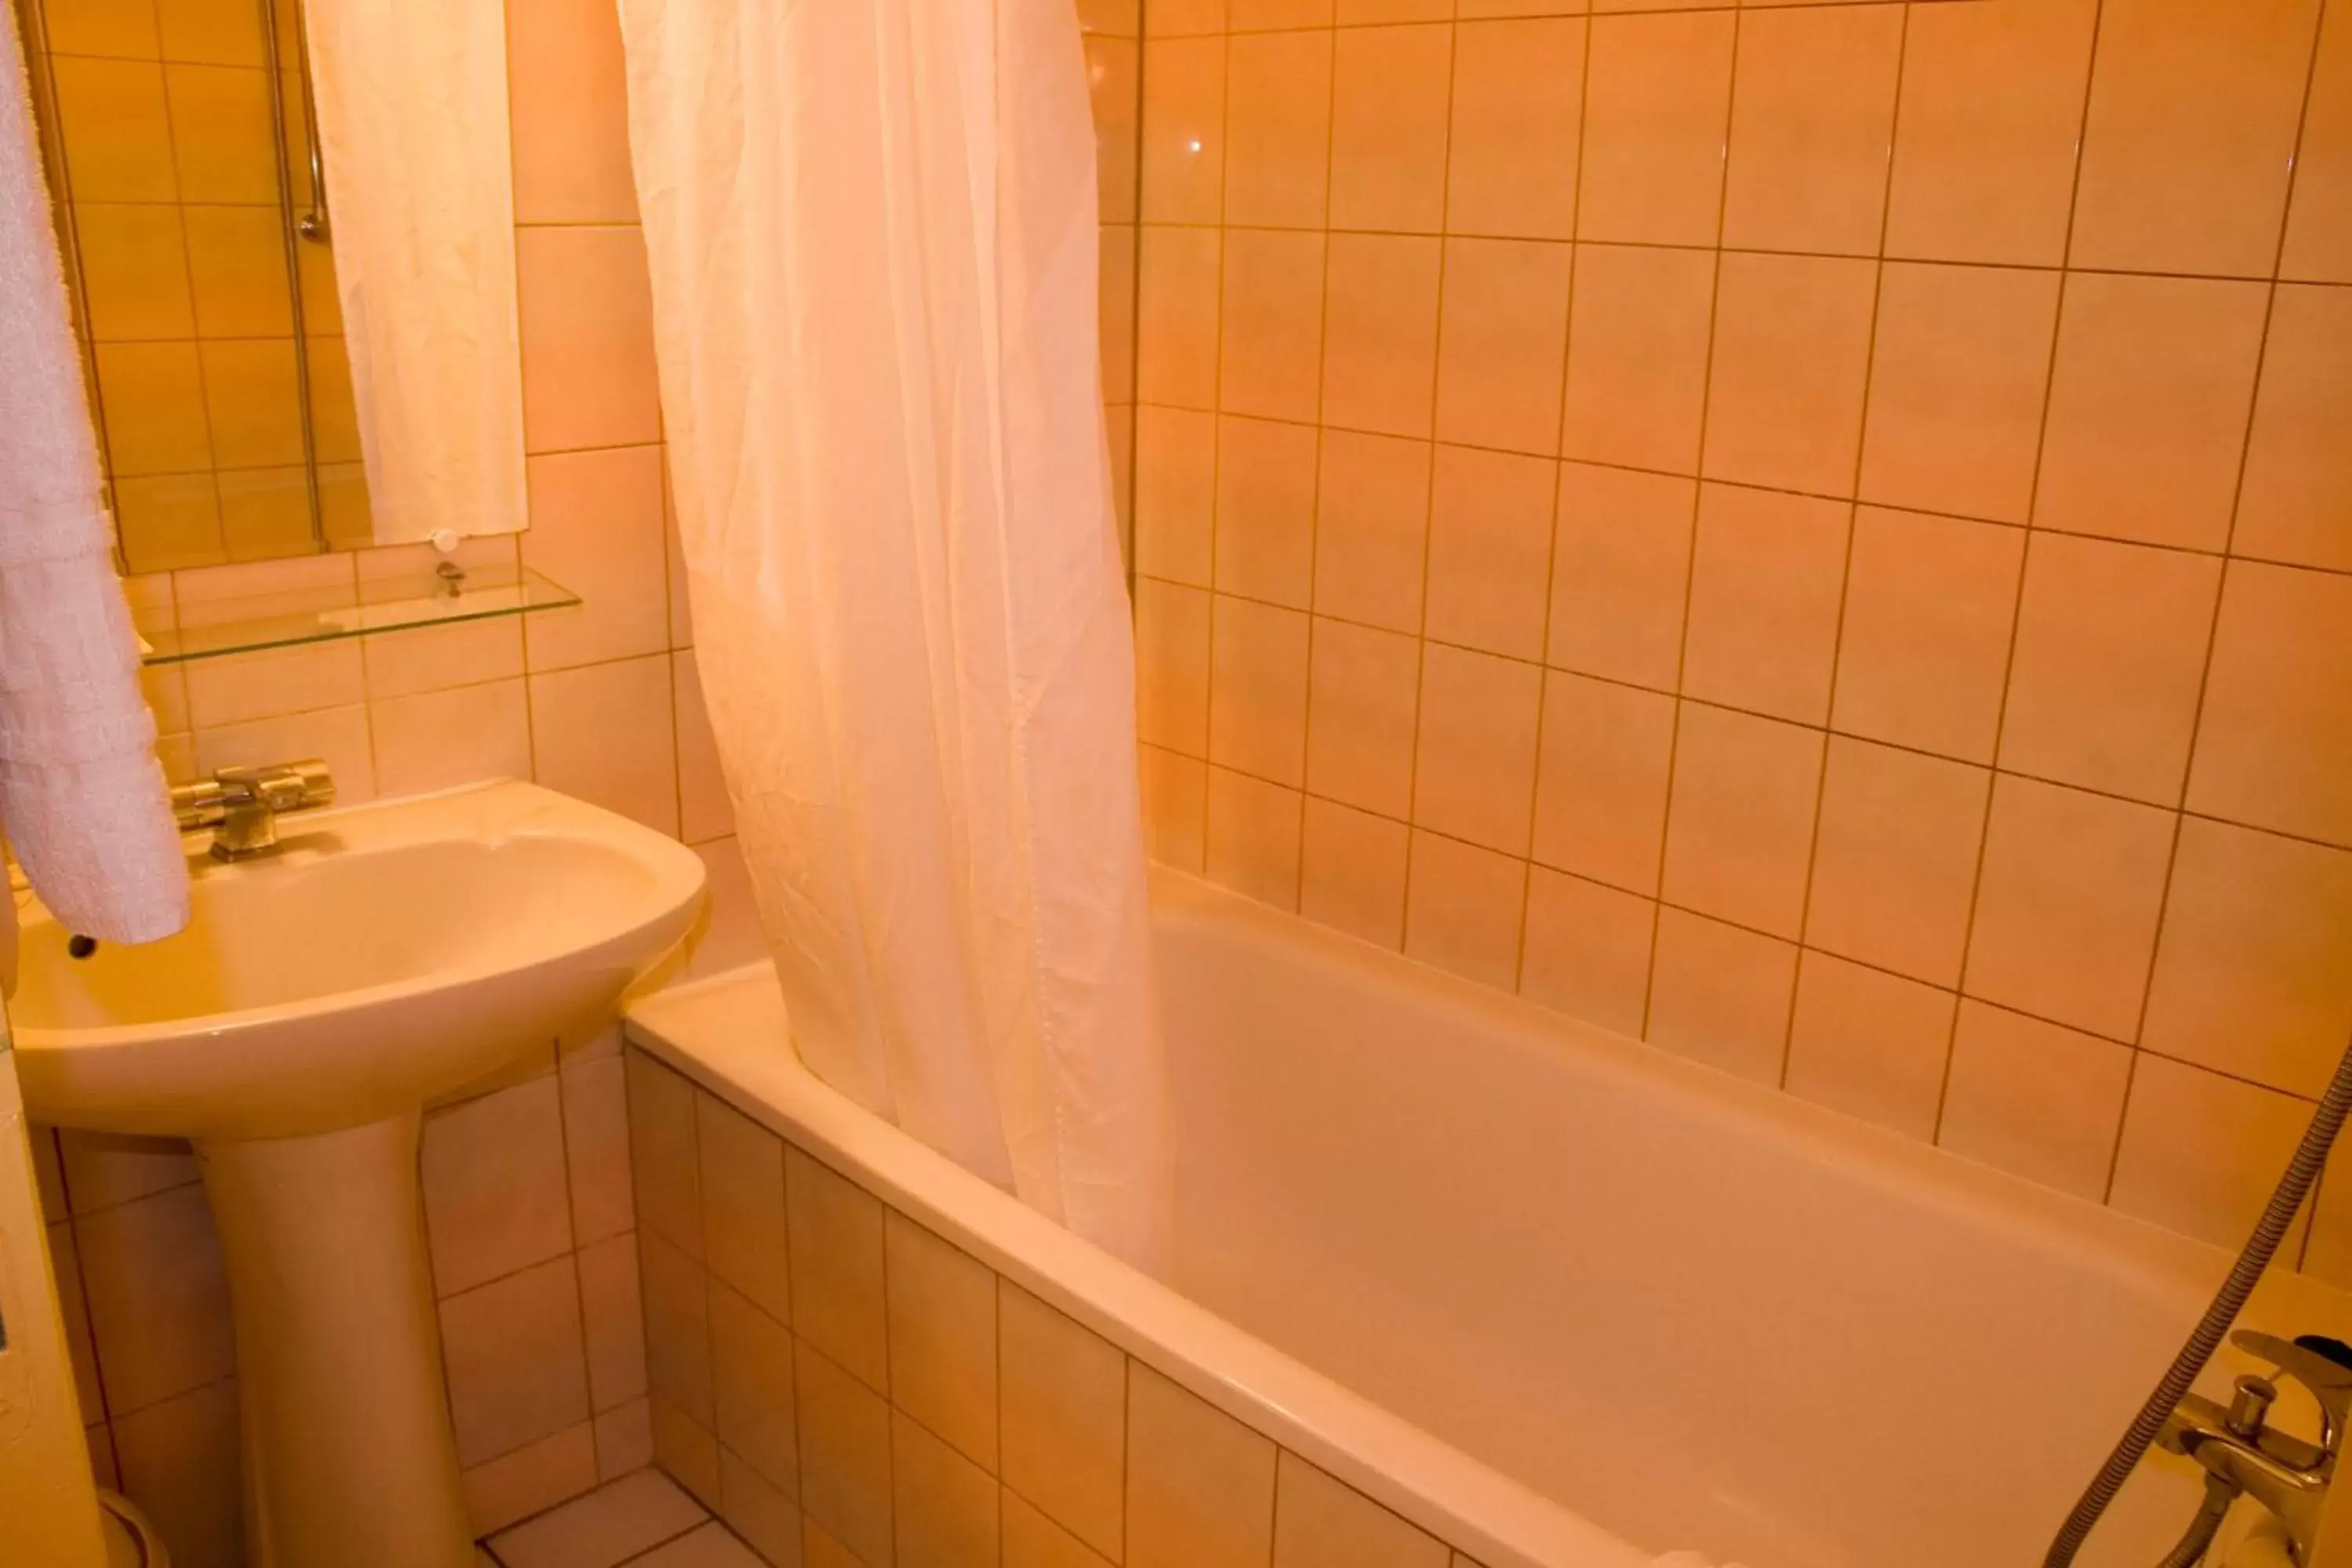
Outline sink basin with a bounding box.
[15,779,707,1139]
[10,779,708,1568]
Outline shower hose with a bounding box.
[2043,1031,2352,1567]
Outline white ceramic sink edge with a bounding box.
[12,777,710,1141]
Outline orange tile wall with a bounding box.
[1126,0,2352,1271]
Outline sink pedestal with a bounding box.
[198,1112,476,1568]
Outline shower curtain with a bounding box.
[303,0,527,541]
[615,0,1168,1262]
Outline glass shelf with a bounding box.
[141,564,581,666]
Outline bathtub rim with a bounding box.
[622,958,1652,1568]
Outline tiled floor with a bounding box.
[479,1470,767,1568]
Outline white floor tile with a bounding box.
[626,1523,769,1566]
[488,1468,709,1568]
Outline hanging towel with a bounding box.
[0,15,188,942]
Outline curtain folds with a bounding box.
[615,0,1168,1264]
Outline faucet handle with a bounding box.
[214,759,335,814]
[2233,1330,2352,1452]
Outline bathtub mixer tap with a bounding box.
[2158,1329,2352,1561]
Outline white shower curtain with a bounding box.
[615,0,1168,1263]
[303,0,527,542]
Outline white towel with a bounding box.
[0,15,187,942]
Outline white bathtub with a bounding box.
[626,869,2352,1568]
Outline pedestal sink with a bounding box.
[10,779,708,1568]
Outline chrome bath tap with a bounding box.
[171,760,336,859]
[2160,1330,2352,1563]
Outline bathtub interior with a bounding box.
[1143,875,2352,1568]
[625,874,2352,1568]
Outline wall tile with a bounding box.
[1701,252,1878,499]
[1434,240,1572,456]
[1784,952,1955,1142]
[696,1094,792,1328]
[1313,431,1432,633]
[1138,745,1208,870]
[1559,243,1715,476]
[1134,408,1217,587]
[49,57,177,201]
[2238,285,2352,572]
[1859,263,2060,526]
[1403,830,1527,992]
[710,1283,797,1497]
[1134,578,1212,755]
[93,342,212,476]
[2282,0,2352,281]
[1137,227,1221,408]
[2144,818,2352,1099]
[74,203,194,340]
[998,1284,1126,1562]
[112,1379,242,1568]
[1305,618,1420,819]
[517,226,662,454]
[1829,507,2022,766]
[1003,1490,1116,1568]
[1577,11,1735,247]
[796,1342,894,1567]
[577,1234,648,1413]
[2187,562,2352,848]
[1412,644,1542,855]
[76,1183,232,1415]
[784,1146,888,1393]
[717,1452,798,1567]
[1531,673,1674,898]
[530,654,679,835]
[564,1054,636,1247]
[57,1131,194,1217]
[1939,1001,2131,1200]
[1215,416,1317,607]
[441,1255,592,1468]
[371,678,533,800]
[506,0,639,223]
[1425,445,1555,660]
[1963,775,2176,1041]
[672,652,732,844]
[1220,230,1326,424]
[1140,36,1225,224]
[2034,274,2270,554]
[1519,869,1655,1039]
[626,1049,704,1261]
[163,64,275,203]
[523,445,671,671]
[641,1232,713,1425]
[1273,1454,1447,1568]
[651,1396,721,1511]
[1323,234,1443,440]
[1446,19,1583,241]
[1679,485,1849,726]
[1547,465,1694,692]
[1803,738,1987,990]
[1299,799,1410,950]
[1204,766,1303,909]
[1128,1365,1276,1568]
[1661,703,1823,942]
[884,1213,999,1472]
[1885,0,2099,267]
[1209,596,1311,787]
[1721,2,1903,256]
[422,1076,575,1299]
[463,1423,600,1541]
[45,0,162,59]
[892,1410,997,1568]
[2070,0,2322,276]
[1225,29,1333,228]
[2111,1056,2315,1251]
[1646,909,1797,1087]
[1092,40,1141,223]
[1998,535,2220,806]
[1329,24,1454,234]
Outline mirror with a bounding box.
[17,0,527,576]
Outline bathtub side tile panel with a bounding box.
[626,1045,1537,1568]
[1121,0,2352,1265]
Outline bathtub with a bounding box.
[624,868,2352,1568]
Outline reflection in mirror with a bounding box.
[17,0,527,577]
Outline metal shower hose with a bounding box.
[2043,1031,2352,1566]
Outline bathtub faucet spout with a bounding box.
[2158,1330,2351,1561]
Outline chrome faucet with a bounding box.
[171,760,336,860]
[2161,1330,2352,1561]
